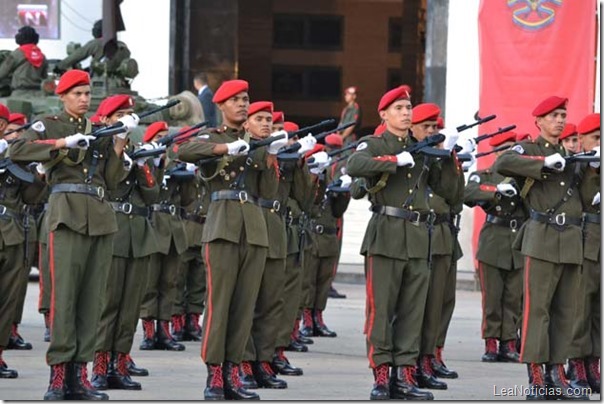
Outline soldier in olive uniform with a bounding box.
[9,69,137,400]
[138,122,188,352]
[493,96,597,400]
[567,113,601,393]
[559,123,580,154]
[346,85,462,400]
[339,86,362,146]
[89,94,160,391]
[464,131,526,364]
[177,80,288,400]
[0,26,48,97]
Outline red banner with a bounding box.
[473,0,597,267]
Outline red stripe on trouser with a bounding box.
[37,243,44,311]
[201,244,213,362]
[48,233,55,339]
[519,256,531,363]
[478,262,487,338]
[365,256,376,368]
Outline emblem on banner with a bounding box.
[507,0,562,31]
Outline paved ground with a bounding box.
[1,281,599,401]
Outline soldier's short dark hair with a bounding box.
[15,26,39,45]
[92,20,103,39]
[194,72,208,84]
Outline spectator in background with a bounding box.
[193,72,217,128]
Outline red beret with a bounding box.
[532,96,568,117]
[143,121,169,143]
[0,104,9,121]
[412,103,441,124]
[378,85,412,112]
[248,101,273,117]
[577,113,601,135]
[516,132,532,142]
[8,112,26,125]
[559,123,578,140]
[304,143,325,159]
[283,121,299,132]
[98,94,135,117]
[56,69,90,95]
[489,131,517,147]
[272,111,284,124]
[345,86,357,95]
[325,133,343,148]
[374,122,387,136]
[437,116,444,129]
[212,79,249,104]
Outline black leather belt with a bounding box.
[258,198,282,212]
[312,224,338,235]
[371,205,432,225]
[529,210,582,227]
[583,212,601,224]
[181,211,206,225]
[110,202,150,216]
[150,203,177,215]
[51,183,105,200]
[486,214,525,230]
[211,190,259,204]
[432,213,451,225]
[0,204,21,221]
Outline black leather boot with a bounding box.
[239,361,258,389]
[204,364,225,400]
[416,355,447,390]
[431,346,458,379]
[328,285,347,299]
[7,323,32,350]
[498,339,520,362]
[126,354,149,377]
[481,338,498,362]
[567,358,590,390]
[0,349,18,379]
[107,352,142,390]
[65,362,109,400]
[253,361,287,389]
[546,363,589,400]
[139,318,156,350]
[171,314,185,342]
[586,356,601,394]
[223,362,260,400]
[184,313,202,341]
[299,308,314,338]
[526,363,547,400]
[389,365,434,400]
[369,363,390,400]
[313,309,337,337]
[285,338,308,352]
[292,317,313,344]
[155,320,185,351]
[296,334,314,345]
[43,363,67,400]
[91,351,109,390]
[43,313,51,342]
[272,348,303,376]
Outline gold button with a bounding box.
[126,181,130,185]
[407,173,412,178]
[408,205,413,210]
[545,143,549,148]
[429,193,433,198]
[83,168,88,174]
[254,164,258,168]
[129,216,133,220]
[398,137,402,142]
[239,166,244,171]
[511,202,515,206]
[560,181,565,186]
[224,175,230,181]
[408,189,413,194]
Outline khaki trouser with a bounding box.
[477,262,523,342]
[96,256,150,353]
[569,258,601,358]
[365,255,430,367]
[519,256,581,365]
[200,235,266,365]
[0,244,24,347]
[275,253,304,348]
[304,248,337,311]
[140,241,181,321]
[174,246,206,316]
[436,259,457,349]
[420,254,453,355]
[46,228,113,365]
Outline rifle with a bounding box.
[79,99,181,146]
[128,120,209,160]
[196,132,288,166]
[4,122,34,136]
[307,141,359,165]
[407,133,450,157]
[457,144,512,162]
[553,150,600,170]
[456,114,496,133]
[278,120,353,155]
[0,158,35,183]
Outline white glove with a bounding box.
[442,131,459,151]
[339,174,352,188]
[64,133,96,149]
[0,139,8,154]
[268,130,289,155]
[496,183,517,197]
[35,163,46,176]
[457,136,476,154]
[309,151,331,174]
[590,146,600,169]
[122,152,134,171]
[227,139,250,156]
[544,153,565,171]
[460,154,476,172]
[592,191,600,205]
[118,114,139,130]
[296,134,317,154]
[185,162,197,172]
[396,151,415,168]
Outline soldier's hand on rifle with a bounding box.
[268,130,289,155]
[396,151,415,168]
[544,153,565,171]
[309,151,331,174]
[296,134,317,154]
[116,114,140,139]
[592,191,600,206]
[185,163,197,173]
[340,174,352,189]
[496,183,517,198]
[457,136,476,154]
[0,139,8,154]
[226,139,250,156]
[590,146,600,168]
[442,132,459,151]
[461,154,475,172]
[123,152,134,171]
[65,133,95,149]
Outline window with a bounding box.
[388,17,402,52]
[273,14,343,50]
[273,65,341,101]
[387,68,403,89]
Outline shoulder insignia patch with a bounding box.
[31,121,46,132]
[511,144,525,154]
[356,142,368,151]
[469,174,481,183]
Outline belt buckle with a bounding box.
[238,191,248,204]
[554,213,566,226]
[409,210,421,226]
[509,218,518,231]
[315,224,324,234]
[0,205,6,216]
[426,211,436,225]
[121,202,133,215]
[95,186,105,199]
[272,200,281,212]
[169,204,177,216]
